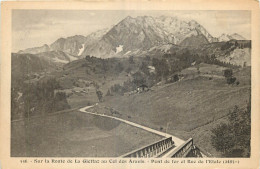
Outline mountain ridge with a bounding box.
[16,15,248,59]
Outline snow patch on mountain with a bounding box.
[52,57,69,64]
[78,44,85,56]
[116,45,123,54]
[124,51,131,55]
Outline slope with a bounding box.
[97,66,251,156]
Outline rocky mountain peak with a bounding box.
[17,15,249,60]
[218,33,246,41]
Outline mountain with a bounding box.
[18,35,87,57]
[81,16,217,58]
[17,15,248,59]
[218,33,246,41]
[80,27,112,58]
[229,33,247,40]
[17,30,112,63]
[36,51,78,64]
[179,34,209,47]
[18,44,50,54]
[17,35,88,64]
[50,35,87,56]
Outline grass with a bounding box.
[12,54,251,157]
[11,111,162,157]
[98,67,251,156]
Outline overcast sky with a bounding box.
[12,10,251,52]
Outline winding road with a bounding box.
[79,104,185,157]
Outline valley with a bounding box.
[11,14,251,157]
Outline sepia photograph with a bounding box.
[10,9,252,158]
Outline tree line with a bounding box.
[11,79,70,120]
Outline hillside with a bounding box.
[188,40,251,67]
[179,34,209,47]
[36,50,78,64]
[12,110,162,157]
[93,65,251,156]
[11,42,251,157]
[11,53,57,82]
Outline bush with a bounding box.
[211,102,251,157]
[167,74,179,84]
[224,69,233,78]
[132,71,146,87]
[227,77,236,85]
[115,62,124,73]
[96,90,103,102]
[129,55,134,64]
[106,89,112,96]
[152,58,169,79]
[125,67,132,73]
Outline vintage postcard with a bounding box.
[0,0,259,169]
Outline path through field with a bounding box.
[79,104,185,157]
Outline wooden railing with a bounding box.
[120,137,174,158]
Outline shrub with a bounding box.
[96,90,103,102]
[129,55,134,64]
[115,62,124,73]
[224,69,233,78]
[227,77,236,85]
[211,102,251,157]
[106,89,112,96]
[125,67,132,73]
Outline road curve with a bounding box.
[79,105,185,149]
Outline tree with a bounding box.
[85,55,91,60]
[173,74,179,82]
[102,60,109,73]
[211,101,251,157]
[145,55,151,61]
[224,69,233,78]
[106,89,112,96]
[152,58,169,80]
[125,67,132,74]
[211,123,235,154]
[132,71,145,87]
[115,62,124,73]
[227,77,236,85]
[96,90,103,102]
[129,55,134,64]
[223,69,237,85]
[139,62,150,75]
